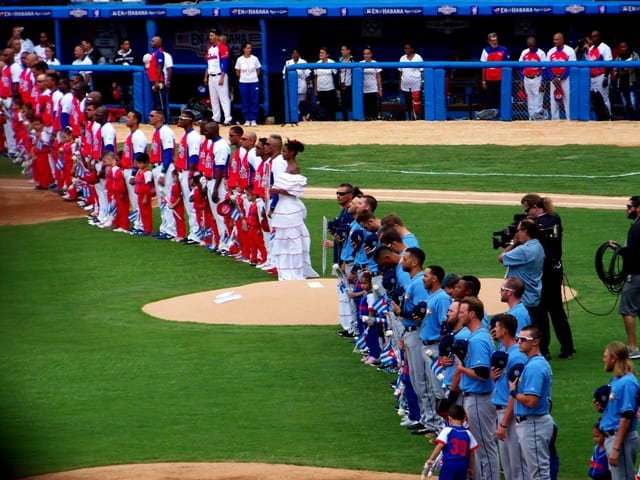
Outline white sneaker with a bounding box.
[400,418,419,428]
[250,120,257,126]
[243,121,250,126]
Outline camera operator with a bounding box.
[608,196,640,359]
[522,194,575,360]
[498,218,545,329]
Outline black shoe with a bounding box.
[411,427,430,435]
[340,331,355,338]
[407,423,425,431]
[558,350,575,359]
[338,329,349,336]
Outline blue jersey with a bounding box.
[351,223,369,266]
[403,232,420,248]
[435,425,478,463]
[420,288,452,342]
[514,354,553,416]
[599,373,639,432]
[493,343,527,407]
[588,445,610,480]
[501,239,545,307]
[332,207,354,263]
[401,272,429,327]
[339,220,357,263]
[395,262,411,289]
[508,302,531,335]
[443,327,471,388]
[460,327,495,394]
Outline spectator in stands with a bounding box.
[33,32,51,62]
[314,47,338,121]
[614,41,639,120]
[71,45,92,86]
[44,45,60,67]
[480,32,510,111]
[235,41,262,126]
[361,47,382,121]
[8,26,34,55]
[112,39,138,110]
[282,48,311,113]
[398,43,424,120]
[81,37,105,66]
[338,44,354,120]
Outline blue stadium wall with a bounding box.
[2,0,638,121]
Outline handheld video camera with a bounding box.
[492,213,526,250]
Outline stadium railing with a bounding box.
[284,60,640,122]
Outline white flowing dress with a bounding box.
[270,172,319,281]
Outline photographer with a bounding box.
[608,196,640,359]
[498,218,545,327]
[522,194,575,360]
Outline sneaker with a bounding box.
[243,121,250,126]
[628,347,640,359]
[250,120,257,126]
[365,357,380,366]
[400,418,420,428]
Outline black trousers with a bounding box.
[537,268,575,357]
[317,90,337,121]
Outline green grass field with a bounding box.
[0,147,635,479]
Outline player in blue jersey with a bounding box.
[380,213,420,248]
[425,404,478,480]
[499,277,531,336]
[391,247,439,436]
[509,325,554,480]
[492,314,527,480]
[454,296,499,480]
[596,341,639,480]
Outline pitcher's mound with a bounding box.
[21,462,422,480]
[142,278,576,325]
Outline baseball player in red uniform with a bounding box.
[175,110,201,244]
[103,150,130,233]
[133,153,154,235]
[518,36,547,120]
[121,110,148,232]
[149,108,176,240]
[203,29,232,125]
[169,168,186,242]
[547,33,576,120]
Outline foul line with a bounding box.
[309,166,640,179]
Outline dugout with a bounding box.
[2,0,639,121]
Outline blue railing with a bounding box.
[284,60,640,122]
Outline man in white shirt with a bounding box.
[586,30,613,119]
[203,29,232,126]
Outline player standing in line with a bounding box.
[518,36,547,120]
[168,168,185,242]
[547,33,576,120]
[148,108,176,240]
[196,122,218,248]
[91,106,117,228]
[203,29,232,126]
[120,110,147,232]
[510,325,554,480]
[454,296,499,480]
[596,341,639,480]
[175,110,201,245]
[133,153,154,236]
[206,121,231,252]
[425,404,478,480]
[492,314,527,480]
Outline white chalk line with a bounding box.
[309,166,640,179]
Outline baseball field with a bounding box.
[1,120,639,479]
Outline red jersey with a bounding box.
[251,159,270,199]
[521,50,543,77]
[121,132,134,169]
[246,201,260,228]
[198,138,214,179]
[549,48,570,77]
[36,90,53,126]
[170,182,182,205]
[134,168,153,196]
[18,68,35,106]
[90,124,102,161]
[175,130,190,171]
[0,65,11,99]
[69,96,83,137]
[146,48,165,83]
[587,45,606,77]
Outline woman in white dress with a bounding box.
[268,139,319,281]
